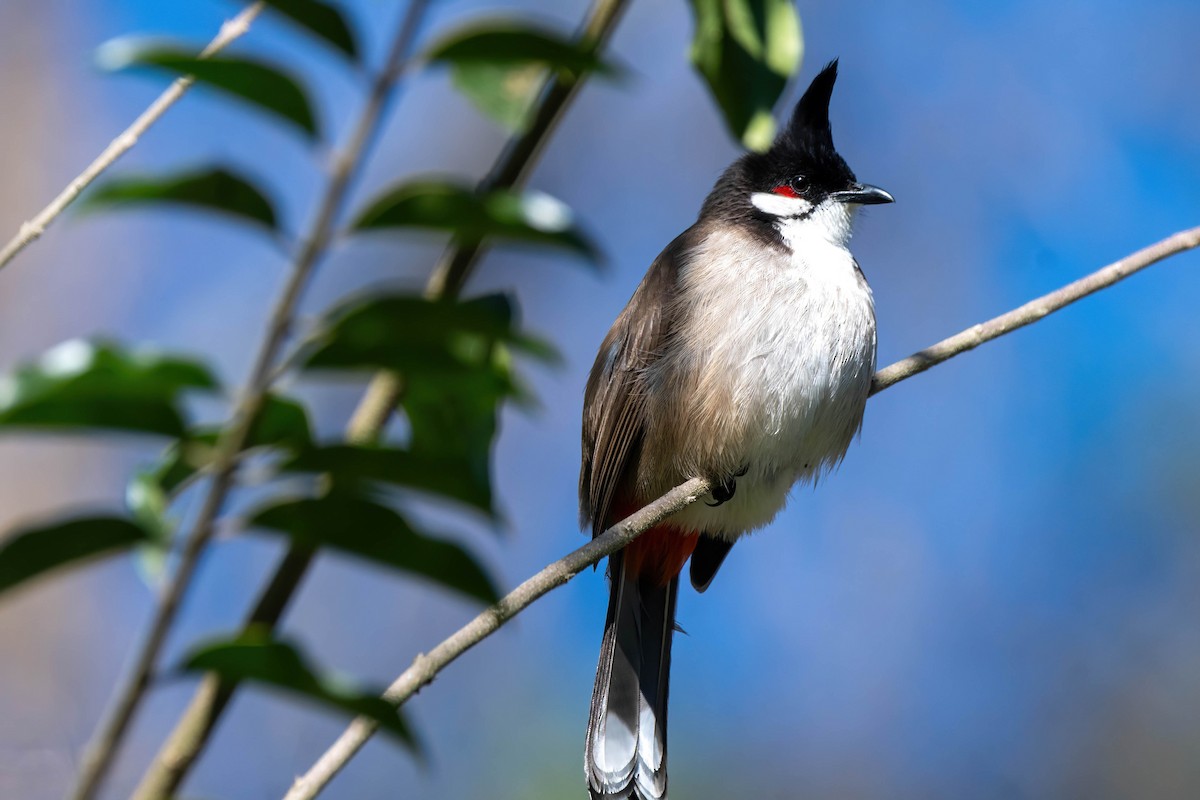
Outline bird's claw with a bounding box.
[706,466,748,507]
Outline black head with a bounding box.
[701,60,892,232]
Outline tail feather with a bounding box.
[586,552,678,800]
[634,572,675,800]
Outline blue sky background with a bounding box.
[0,1,1198,798]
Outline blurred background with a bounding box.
[1,0,1199,798]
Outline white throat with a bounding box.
[749,192,857,250]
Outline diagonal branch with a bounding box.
[871,225,1200,393]
[66,5,429,799]
[128,1,634,798]
[282,224,1200,800]
[283,477,714,800]
[0,3,265,273]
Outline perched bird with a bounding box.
[579,61,893,799]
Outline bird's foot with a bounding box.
[706,465,748,507]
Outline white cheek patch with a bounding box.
[750,191,813,218]
[776,199,856,249]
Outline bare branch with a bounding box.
[128,0,635,797]
[871,225,1200,394]
[66,5,431,799]
[283,477,713,800]
[283,224,1200,799]
[0,3,265,273]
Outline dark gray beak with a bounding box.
[831,183,894,205]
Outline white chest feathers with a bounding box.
[639,209,877,536]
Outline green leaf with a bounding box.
[401,360,512,490]
[301,293,551,486]
[127,468,174,589]
[427,24,617,132]
[81,168,279,232]
[98,39,320,140]
[258,0,359,61]
[247,393,316,452]
[428,24,614,74]
[180,628,417,749]
[351,181,599,263]
[127,430,215,589]
[124,394,315,589]
[0,340,217,438]
[452,61,545,132]
[127,467,174,540]
[250,496,500,604]
[134,437,215,511]
[281,444,494,517]
[302,292,555,375]
[687,0,803,151]
[0,516,155,596]
[127,393,315,519]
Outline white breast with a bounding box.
[639,204,876,537]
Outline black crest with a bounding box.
[700,60,858,229]
[780,60,839,155]
[767,59,853,184]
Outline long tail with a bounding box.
[586,550,679,800]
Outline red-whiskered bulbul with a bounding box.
[579,61,893,800]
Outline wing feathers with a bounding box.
[581,226,703,533]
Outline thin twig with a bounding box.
[368,0,636,414]
[870,225,1200,393]
[284,224,1200,799]
[67,5,429,799]
[0,3,265,273]
[129,1,633,797]
[283,477,713,800]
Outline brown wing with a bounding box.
[579,226,701,537]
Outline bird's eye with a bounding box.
[769,176,807,198]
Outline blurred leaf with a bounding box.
[180,628,418,748]
[0,340,217,438]
[687,0,803,150]
[0,516,154,596]
[351,181,599,262]
[258,0,359,61]
[82,168,279,232]
[302,292,556,375]
[301,293,552,488]
[126,432,206,590]
[127,466,174,589]
[136,437,216,510]
[428,24,614,73]
[281,444,494,517]
[191,394,313,481]
[248,393,316,452]
[427,24,617,132]
[250,496,500,604]
[98,39,320,140]
[126,393,315,524]
[125,394,314,589]
[402,358,513,492]
[453,61,545,132]
[127,467,174,540]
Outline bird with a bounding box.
[578,60,893,800]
